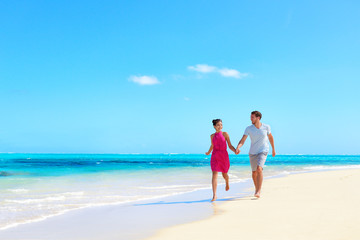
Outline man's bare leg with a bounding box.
[252,170,258,196]
[212,171,218,201]
[255,166,263,198]
[222,172,230,191]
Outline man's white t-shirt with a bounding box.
[244,123,271,155]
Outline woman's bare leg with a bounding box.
[212,171,218,201]
[222,172,230,191]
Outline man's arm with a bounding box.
[236,135,248,154]
[268,133,276,157]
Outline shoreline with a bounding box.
[0,175,254,232]
[0,174,254,240]
[0,167,329,232]
[1,168,359,239]
[145,168,360,240]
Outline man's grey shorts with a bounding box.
[249,152,268,171]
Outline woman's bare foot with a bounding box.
[225,182,230,191]
[254,191,261,198]
[211,195,217,201]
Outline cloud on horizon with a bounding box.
[129,75,160,85]
[188,64,248,79]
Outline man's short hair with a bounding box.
[251,111,262,119]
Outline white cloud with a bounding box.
[129,75,160,85]
[188,64,249,79]
[218,68,249,79]
[188,64,217,73]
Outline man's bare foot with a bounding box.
[211,195,217,201]
[254,191,261,198]
[225,182,230,191]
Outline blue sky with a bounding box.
[0,0,359,154]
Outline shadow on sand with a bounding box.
[134,196,258,206]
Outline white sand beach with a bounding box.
[146,169,360,240]
[1,169,359,240]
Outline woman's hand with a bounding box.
[205,151,210,155]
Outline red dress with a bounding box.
[210,131,230,173]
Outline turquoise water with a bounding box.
[1,154,360,230]
[2,154,360,177]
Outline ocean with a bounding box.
[1,153,360,231]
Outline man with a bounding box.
[236,111,275,198]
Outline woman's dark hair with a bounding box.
[212,119,222,126]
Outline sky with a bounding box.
[0,0,359,154]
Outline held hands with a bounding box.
[205,151,211,155]
[235,148,240,155]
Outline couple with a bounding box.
[205,111,276,201]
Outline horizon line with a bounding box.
[1,152,359,156]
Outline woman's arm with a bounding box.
[224,132,236,153]
[205,135,214,155]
